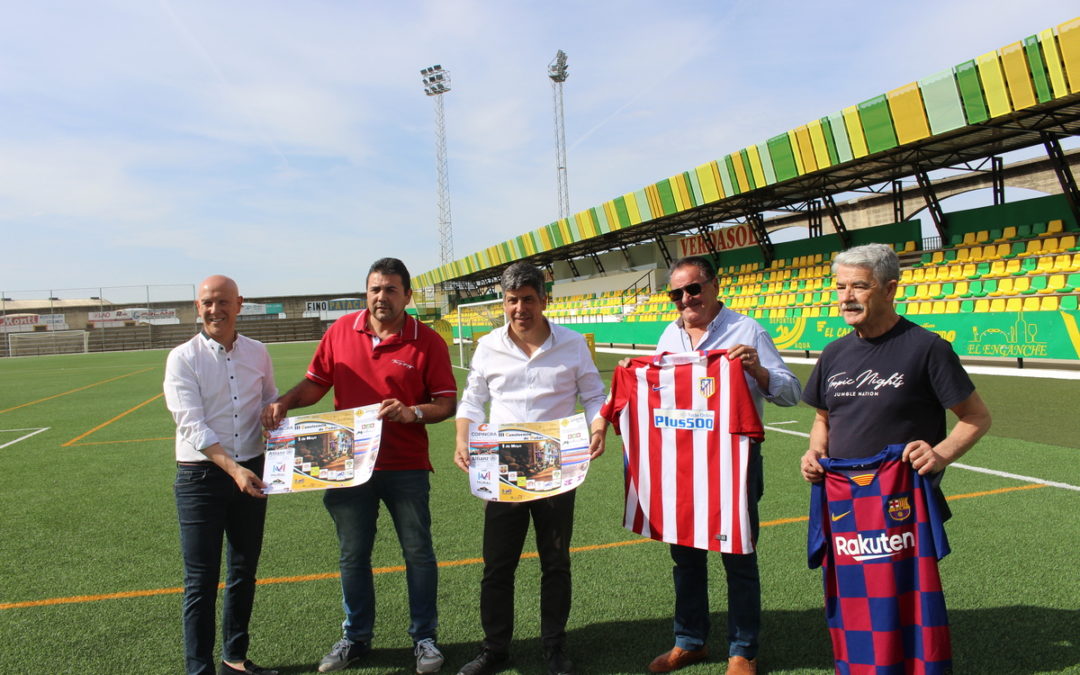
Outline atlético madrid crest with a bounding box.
[887,495,912,522]
[698,377,716,399]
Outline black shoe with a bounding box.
[218,660,279,675]
[456,648,510,675]
[544,646,574,675]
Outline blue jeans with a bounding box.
[670,444,763,660]
[175,458,267,675]
[323,469,437,644]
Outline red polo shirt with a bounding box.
[306,310,457,471]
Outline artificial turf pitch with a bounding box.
[0,343,1077,674]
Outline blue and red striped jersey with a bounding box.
[808,444,952,675]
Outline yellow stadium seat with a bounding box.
[1005,297,1022,312]
[1043,237,1061,254]
[1022,297,1040,312]
[1041,275,1066,293]
[962,263,977,278]
[975,230,990,243]
[1047,219,1063,235]
[963,232,977,245]
[1040,296,1060,311]
[950,282,967,298]
[901,269,914,282]
[956,246,971,263]
[1004,259,1021,275]
[1061,235,1077,251]
[907,302,921,315]
[985,244,1001,259]
[990,298,1006,312]
[914,284,931,300]
[913,268,926,282]
[989,260,1006,276]
[1012,277,1031,294]
[1023,239,1042,256]
[945,300,960,313]
[1035,256,1055,273]
[974,299,990,312]
[1002,226,1018,240]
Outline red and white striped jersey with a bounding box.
[601,351,764,553]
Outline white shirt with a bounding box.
[655,305,802,418]
[457,322,606,425]
[164,332,278,462]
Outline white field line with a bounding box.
[763,423,1080,492]
[0,427,50,450]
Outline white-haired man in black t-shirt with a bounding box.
[800,243,991,480]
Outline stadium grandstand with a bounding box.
[431,17,1080,365]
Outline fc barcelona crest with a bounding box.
[887,496,912,522]
[698,377,716,399]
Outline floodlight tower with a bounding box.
[548,50,570,220]
[421,64,454,265]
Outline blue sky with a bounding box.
[2,0,1077,298]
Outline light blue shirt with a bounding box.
[655,305,802,419]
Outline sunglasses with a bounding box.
[667,282,705,303]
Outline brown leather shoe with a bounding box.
[648,646,708,673]
[726,655,757,674]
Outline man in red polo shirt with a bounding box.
[262,258,457,674]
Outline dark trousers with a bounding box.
[670,444,763,659]
[480,489,576,654]
[175,457,267,675]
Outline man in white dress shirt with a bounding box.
[453,262,607,675]
[164,275,279,675]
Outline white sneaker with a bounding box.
[415,638,445,674]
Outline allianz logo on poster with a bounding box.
[833,531,915,561]
[652,408,715,430]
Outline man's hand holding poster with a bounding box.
[262,404,381,494]
[466,413,590,502]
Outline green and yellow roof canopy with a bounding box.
[415,17,1080,289]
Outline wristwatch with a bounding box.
[411,406,424,423]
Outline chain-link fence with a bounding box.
[0,284,200,357]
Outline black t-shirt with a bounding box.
[802,317,975,460]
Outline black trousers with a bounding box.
[479,489,576,654]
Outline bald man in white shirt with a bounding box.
[164,275,279,675]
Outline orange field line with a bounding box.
[69,437,174,447]
[0,367,155,415]
[0,482,1049,611]
[62,393,164,447]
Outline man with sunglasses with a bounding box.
[647,256,801,675]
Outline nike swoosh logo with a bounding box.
[651,385,665,391]
[831,511,851,522]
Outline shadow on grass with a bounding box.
[263,605,1079,674]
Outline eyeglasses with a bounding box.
[667,282,705,303]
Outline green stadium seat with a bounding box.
[1031,221,1048,236]
[1016,223,1033,238]
[936,283,951,299]
[989,228,1003,242]
[1024,277,1047,294]
[1064,275,1080,293]
[1018,258,1038,275]
[944,249,957,262]
[967,280,984,297]
[971,262,990,279]
[949,233,964,246]
[1005,241,1025,258]
[1061,295,1079,311]
[982,279,999,295]
[960,300,974,313]
[896,302,907,314]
